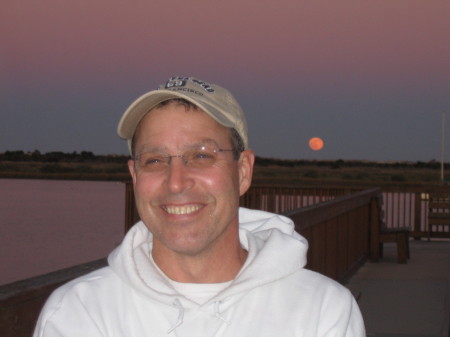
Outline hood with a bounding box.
[108,207,308,332]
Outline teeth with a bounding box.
[165,205,201,215]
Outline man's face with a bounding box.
[128,103,254,259]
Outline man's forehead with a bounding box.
[135,113,231,143]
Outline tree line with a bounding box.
[0,150,129,163]
[254,157,441,169]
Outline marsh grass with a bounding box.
[252,163,442,185]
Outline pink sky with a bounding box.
[4,0,448,86]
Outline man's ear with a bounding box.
[238,150,255,196]
[128,159,137,185]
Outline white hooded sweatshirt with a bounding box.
[33,208,365,337]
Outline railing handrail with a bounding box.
[248,181,450,193]
[0,259,107,337]
[0,259,107,304]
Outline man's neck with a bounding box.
[152,242,248,284]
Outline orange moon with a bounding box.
[309,137,324,151]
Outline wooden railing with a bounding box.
[240,185,360,213]
[237,183,450,240]
[283,188,380,282]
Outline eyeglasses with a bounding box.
[134,145,236,172]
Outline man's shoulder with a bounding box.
[281,268,353,300]
[34,266,125,336]
[47,266,119,304]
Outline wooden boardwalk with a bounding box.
[346,239,450,337]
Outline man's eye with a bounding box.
[143,156,165,165]
[192,151,215,160]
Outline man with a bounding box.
[34,77,365,336]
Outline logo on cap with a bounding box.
[164,77,215,93]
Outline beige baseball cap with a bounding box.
[117,76,248,154]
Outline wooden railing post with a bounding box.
[413,192,422,239]
[369,196,381,262]
[124,181,139,233]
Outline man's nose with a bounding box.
[165,156,194,193]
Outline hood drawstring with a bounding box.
[167,299,184,334]
[214,301,230,325]
[167,299,230,334]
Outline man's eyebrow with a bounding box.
[190,139,221,148]
[135,145,167,155]
[136,139,222,155]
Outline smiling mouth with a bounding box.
[163,204,203,215]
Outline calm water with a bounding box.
[0,179,125,285]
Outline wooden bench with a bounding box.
[370,194,410,264]
[428,193,450,240]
